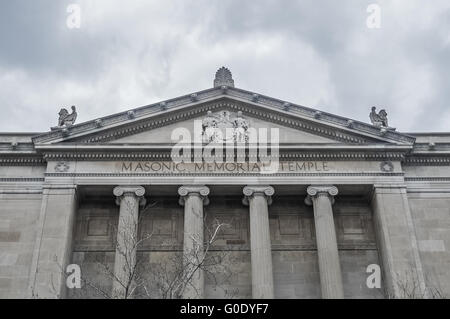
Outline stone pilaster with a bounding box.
[243,185,275,299]
[112,186,146,299]
[178,185,210,299]
[305,185,344,299]
[30,185,78,298]
[371,184,427,298]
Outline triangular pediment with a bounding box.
[32,87,416,148]
[112,110,340,145]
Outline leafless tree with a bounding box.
[69,202,237,299]
[142,217,237,299]
[384,270,447,299]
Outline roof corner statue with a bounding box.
[213,66,235,88]
[52,105,77,130]
[369,106,395,130]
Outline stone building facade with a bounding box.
[0,68,449,299]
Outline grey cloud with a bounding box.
[0,0,449,132]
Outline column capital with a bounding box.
[242,185,275,206]
[113,186,146,206]
[178,185,210,206]
[305,185,338,206]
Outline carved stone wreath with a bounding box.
[54,161,70,173]
[380,161,394,173]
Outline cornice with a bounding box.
[412,143,450,153]
[404,155,450,166]
[0,142,36,152]
[32,88,222,144]
[34,143,413,151]
[0,177,45,183]
[31,86,416,145]
[40,149,408,161]
[5,144,450,166]
[227,88,415,144]
[72,100,374,145]
[404,177,450,182]
[45,172,405,178]
[0,155,45,166]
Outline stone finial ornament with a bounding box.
[214,67,235,88]
[57,105,77,127]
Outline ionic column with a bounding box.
[243,186,275,299]
[112,186,146,299]
[178,185,210,299]
[305,185,344,299]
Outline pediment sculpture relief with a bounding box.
[202,110,249,143]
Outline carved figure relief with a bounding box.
[202,111,249,143]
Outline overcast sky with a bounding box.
[0,0,449,133]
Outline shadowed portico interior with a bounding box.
[70,184,380,299]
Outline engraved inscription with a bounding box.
[119,161,331,174]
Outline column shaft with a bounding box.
[112,186,145,299]
[306,185,344,299]
[179,185,209,299]
[243,186,274,299]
